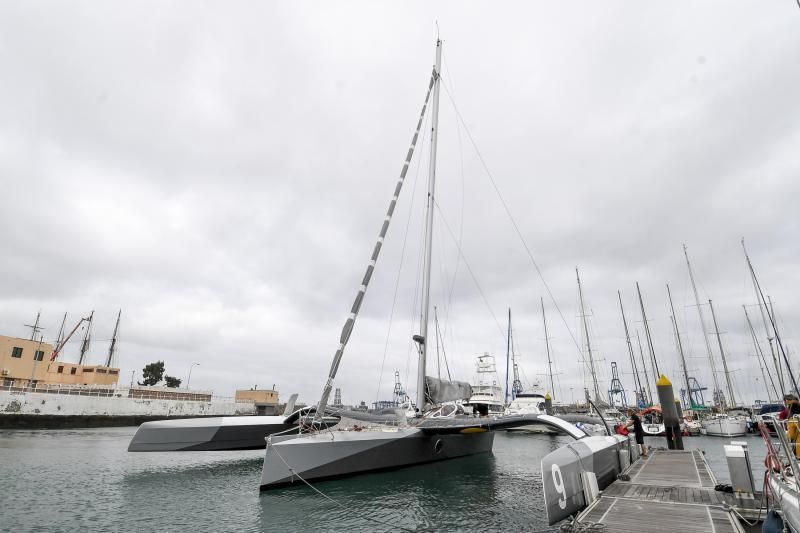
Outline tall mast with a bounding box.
[312,55,437,420]
[415,38,442,413]
[576,268,601,403]
[743,239,785,395]
[78,310,94,365]
[635,330,653,405]
[618,291,643,406]
[55,312,67,349]
[744,305,779,402]
[743,239,799,397]
[683,244,722,406]
[25,311,43,341]
[708,299,736,407]
[106,309,122,367]
[636,282,660,378]
[666,283,692,408]
[505,308,511,404]
[542,296,555,402]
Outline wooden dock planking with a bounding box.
[574,449,761,532]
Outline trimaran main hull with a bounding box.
[260,427,494,490]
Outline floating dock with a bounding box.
[574,449,763,532]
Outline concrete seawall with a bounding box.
[0,389,256,428]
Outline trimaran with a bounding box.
[258,39,583,490]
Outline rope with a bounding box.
[558,518,606,532]
[433,199,506,341]
[438,76,584,359]
[267,440,417,532]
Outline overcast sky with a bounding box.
[1,2,798,408]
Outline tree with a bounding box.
[164,375,182,388]
[139,361,165,386]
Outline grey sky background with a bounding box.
[1,2,798,407]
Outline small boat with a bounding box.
[462,353,505,416]
[504,392,557,433]
[128,403,340,452]
[700,413,748,437]
[640,406,666,436]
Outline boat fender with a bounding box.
[761,509,783,533]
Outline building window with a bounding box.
[11,347,23,358]
[109,370,118,375]
[34,350,44,361]
[96,369,106,374]
[57,366,64,373]
[70,368,77,375]
[83,368,94,373]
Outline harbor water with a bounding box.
[0,427,767,532]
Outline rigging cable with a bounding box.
[439,76,585,358]
[433,199,506,342]
[373,97,431,407]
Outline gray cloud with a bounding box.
[1,2,798,408]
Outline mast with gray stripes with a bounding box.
[414,38,442,413]
[312,55,438,422]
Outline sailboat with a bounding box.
[682,246,747,437]
[259,39,583,491]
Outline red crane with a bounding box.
[50,315,92,362]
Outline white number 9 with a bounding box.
[551,463,567,510]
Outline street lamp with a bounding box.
[187,362,200,389]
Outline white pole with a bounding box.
[416,38,442,413]
[187,362,199,389]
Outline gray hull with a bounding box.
[128,416,296,451]
[259,426,494,490]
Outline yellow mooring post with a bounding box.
[656,375,684,450]
[544,392,553,415]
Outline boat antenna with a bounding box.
[708,299,737,407]
[542,297,555,402]
[743,238,786,395]
[312,55,437,421]
[635,330,653,405]
[635,282,661,380]
[742,239,800,400]
[576,268,602,404]
[505,308,511,404]
[744,304,779,402]
[618,290,643,407]
[666,283,693,409]
[78,310,94,365]
[105,309,122,367]
[683,244,723,407]
[24,311,43,341]
[414,38,442,414]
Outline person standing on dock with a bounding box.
[627,409,647,457]
[778,394,798,421]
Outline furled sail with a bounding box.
[425,376,472,404]
[313,71,437,420]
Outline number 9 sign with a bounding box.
[541,445,584,525]
[551,463,567,509]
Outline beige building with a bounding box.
[0,335,120,389]
[235,388,280,415]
